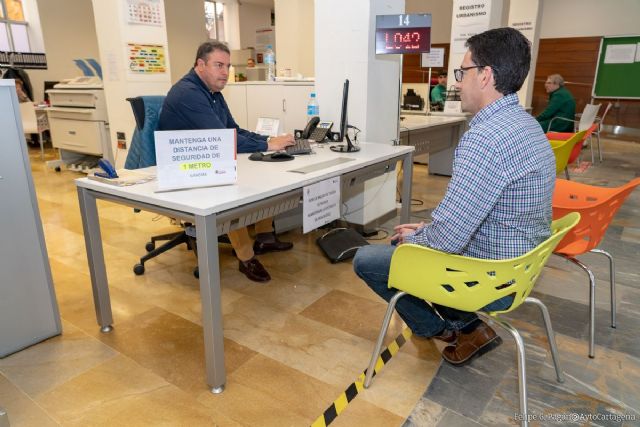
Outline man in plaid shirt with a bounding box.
[354,27,556,365]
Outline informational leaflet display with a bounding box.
[154,129,237,192]
[303,177,340,233]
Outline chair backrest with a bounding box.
[596,102,613,129]
[549,130,588,174]
[124,96,165,170]
[552,178,640,256]
[387,212,580,314]
[578,103,600,132]
[18,101,38,134]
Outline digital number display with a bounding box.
[375,14,431,55]
[375,27,430,54]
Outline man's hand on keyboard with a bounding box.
[267,134,295,151]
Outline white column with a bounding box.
[447,0,505,91]
[91,0,173,168]
[315,0,404,228]
[315,0,403,144]
[508,0,543,108]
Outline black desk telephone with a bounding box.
[300,117,333,142]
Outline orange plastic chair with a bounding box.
[547,124,596,165]
[552,177,640,357]
[548,130,588,179]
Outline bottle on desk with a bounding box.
[307,92,319,121]
[264,45,275,82]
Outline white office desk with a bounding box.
[76,142,414,393]
[399,115,466,176]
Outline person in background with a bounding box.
[158,41,295,283]
[2,67,32,102]
[536,74,576,133]
[430,71,448,109]
[353,27,556,366]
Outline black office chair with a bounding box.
[125,96,200,277]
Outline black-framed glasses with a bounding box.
[453,65,486,82]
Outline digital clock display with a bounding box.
[375,14,432,55]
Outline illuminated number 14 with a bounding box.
[398,15,410,26]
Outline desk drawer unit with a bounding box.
[49,118,107,155]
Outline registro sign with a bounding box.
[154,129,237,191]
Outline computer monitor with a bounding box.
[330,79,360,153]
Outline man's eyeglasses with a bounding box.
[210,61,231,71]
[453,65,487,82]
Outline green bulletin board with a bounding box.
[592,35,640,99]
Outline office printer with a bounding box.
[46,76,113,171]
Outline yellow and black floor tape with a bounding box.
[311,328,412,427]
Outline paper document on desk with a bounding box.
[303,177,340,233]
[88,169,156,186]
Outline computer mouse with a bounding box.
[270,151,294,160]
[249,152,264,161]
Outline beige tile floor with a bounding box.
[1,138,638,426]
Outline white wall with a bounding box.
[405,0,453,44]
[165,0,208,83]
[27,0,100,102]
[275,0,314,77]
[540,0,640,38]
[239,3,272,49]
[407,0,640,42]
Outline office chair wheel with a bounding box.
[145,241,155,252]
[193,267,199,278]
[133,263,145,275]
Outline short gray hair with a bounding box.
[194,41,230,66]
[548,74,565,86]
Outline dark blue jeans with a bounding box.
[353,244,513,337]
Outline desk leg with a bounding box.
[400,153,413,223]
[195,213,226,394]
[77,187,113,332]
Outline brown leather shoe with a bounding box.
[239,258,271,282]
[253,233,293,255]
[432,329,457,344]
[441,321,500,365]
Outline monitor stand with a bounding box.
[330,135,360,153]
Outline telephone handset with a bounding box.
[301,116,320,139]
[301,117,334,142]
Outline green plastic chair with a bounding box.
[548,130,588,179]
[363,213,580,427]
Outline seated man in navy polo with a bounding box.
[159,41,295,283]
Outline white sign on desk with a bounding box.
[255,117,280,137]
[303,177,340,233]
[154,129,237,192]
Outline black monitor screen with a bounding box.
[330,78,359,153]
[339,79,349,141]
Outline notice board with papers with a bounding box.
[592,35,640,99]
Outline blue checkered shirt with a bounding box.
[405,93,556,259]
